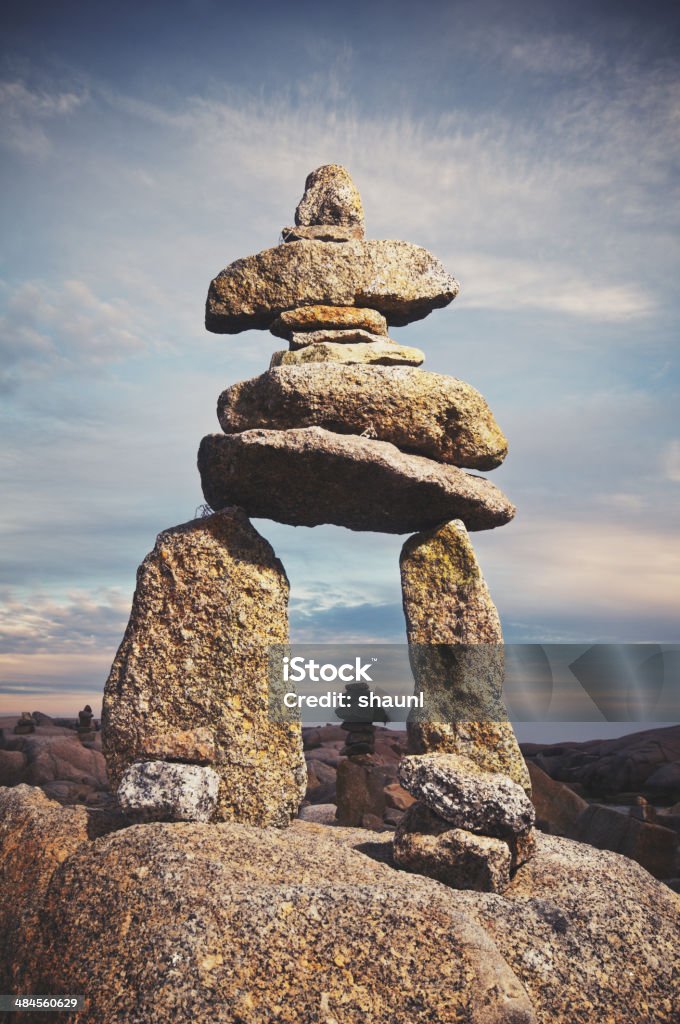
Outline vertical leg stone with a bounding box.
[102,508,306,826]
[400,519,530,793]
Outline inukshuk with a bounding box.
[102,164,528,831]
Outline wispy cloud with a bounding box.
[0,278,150,391]
[0,587,130,654]
[480,518,680,632]
[0,80,87,156]
[662,439,680,482]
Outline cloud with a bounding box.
[0,278,149,391]
[456,254,653,320]
[479,518,680,636]
[505,34,600,76]
[0,587,130,654]
[0,79,87,157]
[662,439,680,482]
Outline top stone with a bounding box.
[205,166,459,334]
[295,164,365,232]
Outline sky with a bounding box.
[1,0,679,734]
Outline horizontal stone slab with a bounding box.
[270,340,425,368]
[281,225,363,242]
[271,305,388,340]
[398,753,536,838]
[205,240,459,334]
[289,328,390,349]
[217,366,508,470]
[198,427,515,533]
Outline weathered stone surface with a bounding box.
[455,830,680,1024]
[270,304,388,339]
[401,520,531,791]
[20,818,535,1024]
[205,239,459,333]
[0,786,89,991]
[271,338,425,368]
[399,753,535,838]
[218,366,507,470]
[102,509,306,827]
[198,428,516,534]
[289,327,393,347]
[297,802,338,824]
[384,781,417,811]
[294,164,365,230]
[7,793,679,1023]
[394,802,514,893]
[282,224,363,242]
[304,759,337,805]
[117,761,220,823]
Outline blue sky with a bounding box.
[1,0,679,722]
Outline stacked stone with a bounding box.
[13,713,35,736]
[76,704,96,746]
[199,164,515,535]
[339,681,376,756]
[394,753,536,893]
[103,164,528,834]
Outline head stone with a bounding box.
[294,164,365,231]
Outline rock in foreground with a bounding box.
[117,761,220,823]
[198,427,516,533]
[394,801,515,893]
[205,239,459,333]
[217,365,508,470]
[16,811,535,1024]
[399,753,535,838]
[3,785,679,1024]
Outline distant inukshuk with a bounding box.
[103,163,526,831]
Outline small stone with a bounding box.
[335,756,394,826]
[393,802,513,893]
[205,239,459,333]
[289,328,393,348]
[398,753,535,838]
[270,305,388,339]
[270,339,425,368]
[281,225,363,242]
[297,803,337,824]
[294,164,364,230]
[117,761,220,823]
[509,829,537,871]
[384,782,417,812]
[217,366,508,470]
[362,812,389,830]
[13,712,36,735]
[198,428,516,534]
